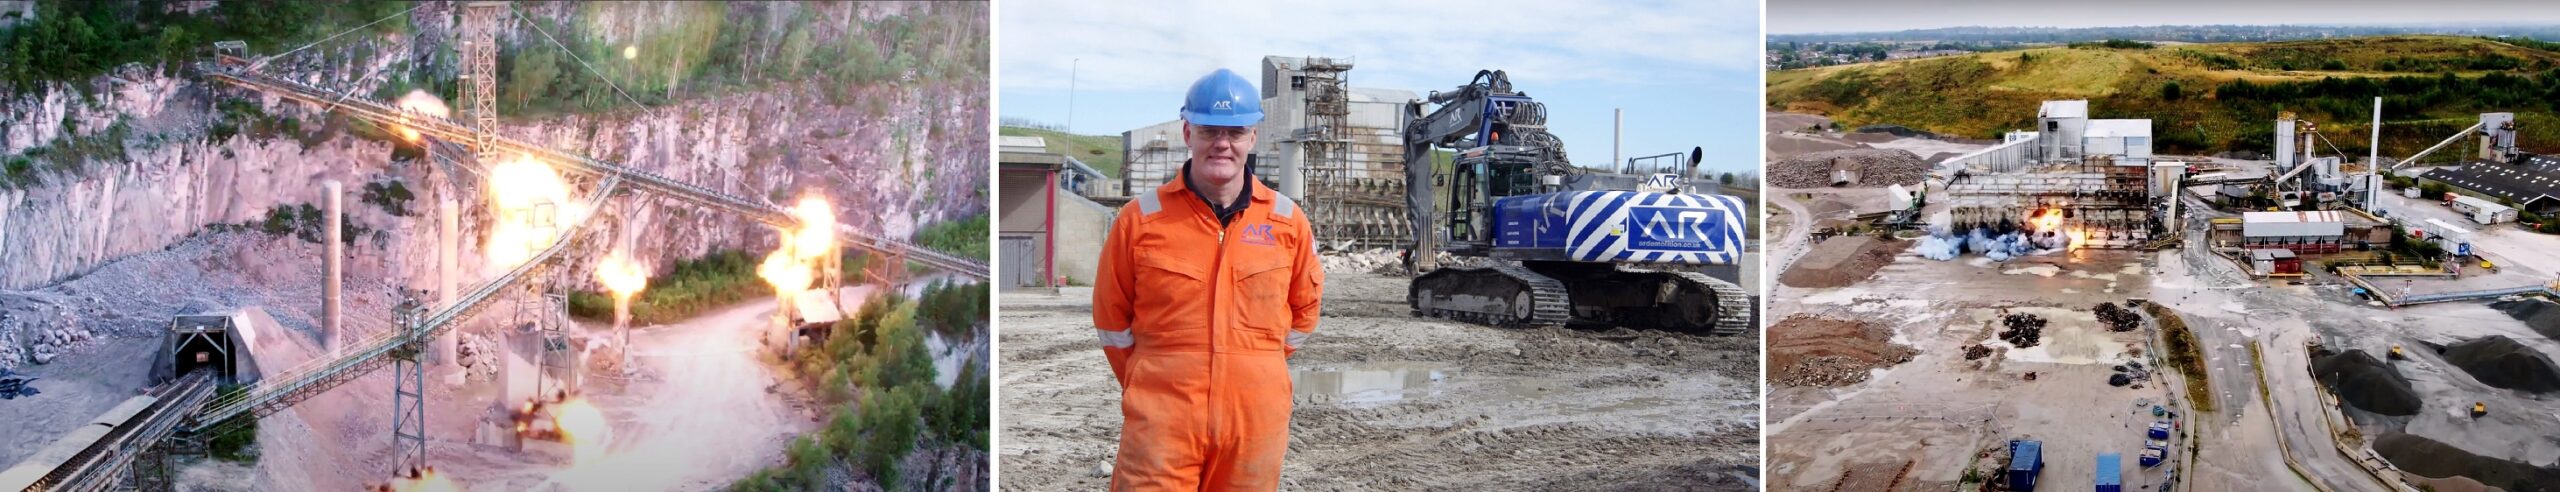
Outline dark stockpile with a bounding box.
[1999,313,2046,348]
[2093,302,2140,332]
[2491,298,2560,341]
[1963,344,1992,360]
[2312,350,2423,416]
[1768,148,1928,188]
[2441,336,2560,393]
[2373,432,2560,492]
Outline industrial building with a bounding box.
[998,146,1115,290]
[1120,55,1419,249]
[1946,100,2155,173]
[2450,195,2520,224]
[2237,211,2349,254]
[2419,154,2560,215]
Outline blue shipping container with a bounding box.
[2096,452,2123,492]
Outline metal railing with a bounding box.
[27,371,216,492]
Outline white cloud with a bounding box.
[997,0,1761,93]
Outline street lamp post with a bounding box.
[1069,57,1079,134]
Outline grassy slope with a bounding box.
[1768,36,2560,160]
[1000,126,1124,177]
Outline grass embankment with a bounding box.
[1768,35,2560,162]
[2146,302,2215,413]
[1000,126,1124,176]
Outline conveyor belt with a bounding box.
[186,178,621,436]
[199,65,988,279]
[2,371,216,492]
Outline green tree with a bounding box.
[1719,172,1736,185]
[857,385,923,485]
[2160,81,2183,101]
[508,45,562,111]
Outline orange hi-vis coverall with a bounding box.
[1093,167,1323,491]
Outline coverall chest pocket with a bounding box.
[1133,252,1211,341]
[1233,255,1294,350]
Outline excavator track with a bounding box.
[1409,263,1571,328]
[1646,266,1754,336]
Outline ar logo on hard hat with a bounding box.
[1242,224,1277,246]
[1213,100,1233,111]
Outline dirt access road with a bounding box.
[998,271,1761,490]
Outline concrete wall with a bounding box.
[1052,193,1115,285]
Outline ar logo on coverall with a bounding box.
[1242,224,1277,246]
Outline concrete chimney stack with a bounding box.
[439,194,460,362]
[325,180,344,354]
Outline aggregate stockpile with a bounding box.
[2440,336,2560,394]
[1768,149,1930,188]
[2312,349,2422,416]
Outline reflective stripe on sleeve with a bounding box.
[1098,328,1135,349]
[1286,330,1311,348]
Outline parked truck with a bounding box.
[2008,439,2045,491]
[2096,453,2123,492]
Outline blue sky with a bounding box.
[996,0,1765,176]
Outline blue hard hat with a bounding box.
[1181,69,1262,127]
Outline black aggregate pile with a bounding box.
[2093,302,2140,332]
[2442,336,2560,393]
[2373,432,2560,492]
[1999,313,2046,348]
[2311,350,2422,416]
[2490,298,2560,341]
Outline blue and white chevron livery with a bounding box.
[1489,190,1748,265]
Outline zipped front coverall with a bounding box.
[1093,165,1323,491]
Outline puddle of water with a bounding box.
[1292,364,1455,405]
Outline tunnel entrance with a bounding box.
[158,315,242,384]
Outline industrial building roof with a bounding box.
[2420,160,2560,208]
[2040,100,2088,119]
[2241,211,2345,238]
[2242,211,2343,224]
[999,136,1048,153]
[2250,249,2298,260]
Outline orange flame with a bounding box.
[393,90,449,143]
[551,397,612,466]
[758,194,834,305]
[596,251,649,299]
[386,467,460,492]
[486,154,582,270]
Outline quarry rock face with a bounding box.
[0,4,986,369]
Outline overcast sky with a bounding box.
[997,0,1764,175]
[1770,0,2560,34]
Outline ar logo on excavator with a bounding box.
[1629,207,1712,250]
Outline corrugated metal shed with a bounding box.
[2241,211,2345,237]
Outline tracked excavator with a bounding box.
[1401,70,1752,334]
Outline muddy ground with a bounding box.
[998,271,1761,490]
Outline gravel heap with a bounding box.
[1769,148,1928,188]
[1999,313,2047,348]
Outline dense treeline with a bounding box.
[0,0,408,88]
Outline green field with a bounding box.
[1000,126,1124,177]
[1768,36,2560,163]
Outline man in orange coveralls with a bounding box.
[1091,68,1324,490]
